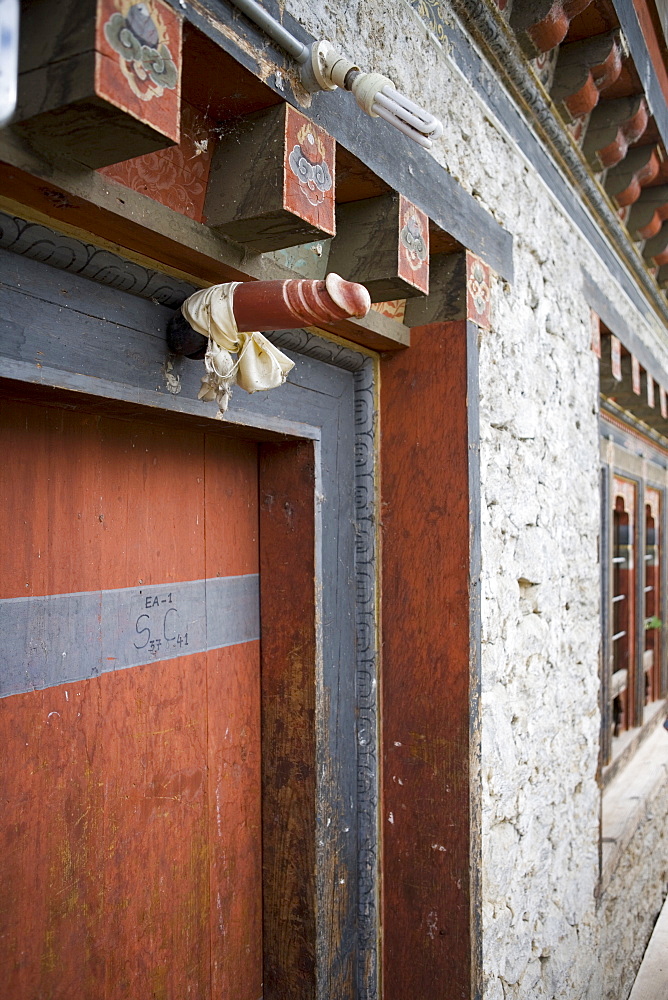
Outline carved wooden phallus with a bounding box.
[12,0,182,168]
[627,186,668,241]
[328,194,429,301]
[510,0,594,57]
[204,103,336,252]
[582,96,649,171]
[167,274,371,357]
[605,145,661,208]
[551,32,622,121]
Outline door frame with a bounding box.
[0,213,380,1000]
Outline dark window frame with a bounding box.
[601,435,668,781]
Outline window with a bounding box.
[601,417,667,774]
[644,489,662,703]
[611,479,636,741]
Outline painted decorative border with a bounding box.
[352,358,379,1000]
[409,0,450,45]
[0,211,379,1000]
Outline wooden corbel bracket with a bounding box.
[642,221,668,267]
[582,95,649,171]
[551,32,622,121]
[204,103,336,252]
[510,0,594,57]
[327,193,430,301]
[605,145,661,208]
[627,186,668,241]
[12,0,182,168]
[167,273,371,357]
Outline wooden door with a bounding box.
[0,399,263,999]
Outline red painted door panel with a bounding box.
[0,400,261,1000]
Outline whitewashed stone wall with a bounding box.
[282,1,668,996]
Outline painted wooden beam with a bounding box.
[599,339,668,436]
[205,104,336,252]
[604,144,661,208]
[13,0,182,169]
[167,0,514,281]
[0,132,408,351]
[510,0,594,57]
[583,269,666,390]
[609,0,668,157]
[627,185,668,240]
[551,31,622,122]
[583,95,649,170]
[328,194,429,301]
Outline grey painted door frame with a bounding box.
[0,213,380,1000]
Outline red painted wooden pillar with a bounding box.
[379,317,482,999]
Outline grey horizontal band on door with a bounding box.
[0,574,260,698]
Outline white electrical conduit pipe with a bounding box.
[228,0,310,62]
[227,0,443,149]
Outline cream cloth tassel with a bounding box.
[181,283,296,416]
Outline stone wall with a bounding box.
[280,0,668,995]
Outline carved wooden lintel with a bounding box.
[328,194,429,301]
[510,0,593,57]
[605,144,661,208]
[627,185,668,240]
[582,96,649,171]
[551,32,622,122]
[205,103,336,252]
[12,0,182,169]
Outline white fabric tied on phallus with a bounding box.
[181,282,295,417]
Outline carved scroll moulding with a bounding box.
[96,0,182,143]
[284,106,336,238]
